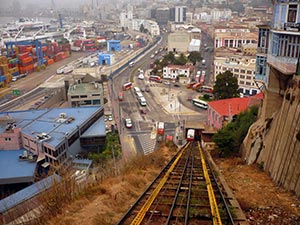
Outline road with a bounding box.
[111,34,207,157]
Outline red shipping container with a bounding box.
[18,52,30,60]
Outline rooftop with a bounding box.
[209,94,263,117]
[0,107,103,148]
[0,150,36,185]
[0,174,61,213]
[68,82,103,95]
[81,116,105,138]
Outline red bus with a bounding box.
[199,85,213,93]
[118,91,124,101]
[122,82,133,91]
[149,75,162,83]
[157,122,165,135]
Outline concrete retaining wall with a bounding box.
[242,76,300,196]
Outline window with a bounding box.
[246,76,252,80]
[240,81,245,84]
[247,70,252,74]
[234,69,239,72]
[240,69,246,74]
[246,82,251,86]
[240,75,245,79]
[287,4,297,23]
[5,137,11,141]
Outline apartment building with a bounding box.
[163,64,194,80]
[255,0,300,98]
[214,49,259,96]
[170,6,187,23]
[214,28,258,48]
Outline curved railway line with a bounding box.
[118,141,236,225]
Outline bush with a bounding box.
[213,105,258,157]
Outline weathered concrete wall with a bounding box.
[241,76,300,196]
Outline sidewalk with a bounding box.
[151,85,199,116]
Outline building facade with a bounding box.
[68,82,104,107]
[255,0,300,93]
[214,28,258,49]
[168,32,191,53]
[0,107,104,167]
[163,64,194,79]
[170,6,187,23]
[214,50,259,96]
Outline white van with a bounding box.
[136,92,144,99]
[133,87,141,94]
[138,97,147,106]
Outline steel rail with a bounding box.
[198,142,222,225]
[165,147,191,224]
[184,143,195,225]
[130,142,190,225]
[117,142,190,225]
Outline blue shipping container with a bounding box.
[12,71,20,76]
[0,76,6,82]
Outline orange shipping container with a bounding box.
[47,59,54,65]
[20,57,33,63]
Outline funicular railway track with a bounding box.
[118,142,235,225]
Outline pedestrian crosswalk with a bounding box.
[138,133,156,155]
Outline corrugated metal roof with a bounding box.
[81,117,105,137]
[0,174,61,213]
[0,150,36,185]
[1,107,103,148]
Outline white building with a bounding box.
[174,6,187,23]
[211,8,232,22]
[163,64,193,80]
[120,11,133,29]
[188,39,201,52]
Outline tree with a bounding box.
[164,51,176,63]
[213,105,258,157]
[188,51,202,65]
[140,24,145,33]
[213,70,239,99]
[174,53,188,65]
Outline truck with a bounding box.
[12,73,27,82]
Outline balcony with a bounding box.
[284,22,300,32]
[267,55,297,75]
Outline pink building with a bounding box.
[0,122,22,150]
[207,93,263,129]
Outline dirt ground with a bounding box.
[46,145,300,225]
[214,157,300,225]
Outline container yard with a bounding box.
[0,37,74,88]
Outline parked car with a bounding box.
[108,115,113,121]
[140,108,147,114]
[138,74,145,80]
[125,118,133,128]
[145,84,150,92]
[174,83,180,87]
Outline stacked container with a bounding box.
[0,56,8,85]
[18,52,34,74]
[83,39,96,52]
